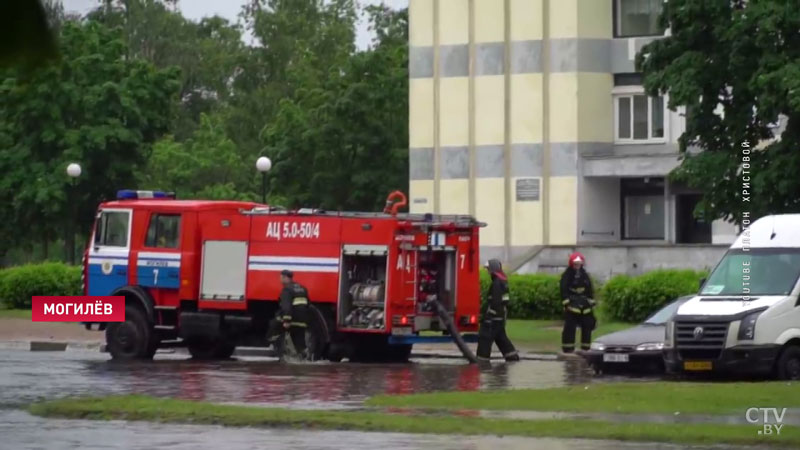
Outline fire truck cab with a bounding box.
[83,190,483,362]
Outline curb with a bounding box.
[0,340,103,352]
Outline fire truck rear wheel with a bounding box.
[187,339,236,360]
[105,305,157,361]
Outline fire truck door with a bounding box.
[88,208,132,296]
[136,213,182,290]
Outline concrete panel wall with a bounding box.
[475,178,505,246]
[517,244,729,281]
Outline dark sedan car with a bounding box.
[581,295,692,374]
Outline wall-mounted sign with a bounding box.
[516,178,540,201]
[413,198,428,204]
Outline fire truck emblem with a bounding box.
[101,261,114,275]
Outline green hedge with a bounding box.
[479,268,706,322]
[599,269,708,323]
[0,263,81,309]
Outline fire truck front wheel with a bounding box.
[105,305,158,360]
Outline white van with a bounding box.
[664,214,800,379]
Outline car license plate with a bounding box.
[392,327,412,336]
[684,361,712,371]
[603,353,629,363]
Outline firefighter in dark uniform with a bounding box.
[560,252,596,353]
[476,259,520,362]
[267,270,310,359]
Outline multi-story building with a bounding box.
[407,0,738,280]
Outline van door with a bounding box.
[88,209,132,296]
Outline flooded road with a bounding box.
[3,348,721,450]
[0,348,635,410]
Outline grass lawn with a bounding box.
[368,381,800,416]
[504,319,633,353]
[0,308,31,319]
[29,395,800,447]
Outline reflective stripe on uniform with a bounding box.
[567,307,582,314]
[503,350,518,358]
[290,322,307,328]
[282,315,292,321]
[487,308,497,314]
[501,294,510,302]
[582,309,594,314]
[562,299,570,305]
[293,297,308,306]
[562,343,575,348]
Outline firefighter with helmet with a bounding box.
[560,252,596,353]
[476,259,520,362]
[267,270,310,359]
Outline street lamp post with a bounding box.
[66,163,82,265]
[256,156,272,205]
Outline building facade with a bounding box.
[408,0,738,279]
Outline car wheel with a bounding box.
[776,345,800,380]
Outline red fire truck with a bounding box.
[82,190,484,362]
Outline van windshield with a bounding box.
[701,248,800,296]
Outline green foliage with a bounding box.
[138,113,254,201]
[638,0,800,224]
[480,271,563,320]
[600,269,708,323]
[0,19,180,259]
[0,263,81,309]
[263,4,408,211]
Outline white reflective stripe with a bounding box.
[88,258,129,266]
[248,264,339,273]
[248,255,338,265]
[501,294,510,301]
[139,251,181,260]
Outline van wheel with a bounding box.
[776,346,800,380]
[106,305,156,361]
[188,339,236,360]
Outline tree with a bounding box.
[263,6,408,211]
[89,0,245,140]
[139,113,256,201]
[638,0,800,225]
[0,20,180,262]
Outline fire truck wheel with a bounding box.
[304,305,331,361]
[105,305,156,361]
[187,339,236,360]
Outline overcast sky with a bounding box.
[62,0,409,49]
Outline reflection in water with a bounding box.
[0,350,623,411]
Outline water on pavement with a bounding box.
[2,348,747,450]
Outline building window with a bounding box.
[615,0,665,38]
[145,214,181,248]
[615,93,665,142]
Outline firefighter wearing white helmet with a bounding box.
[476,259,519,362]
[560,252,596,354]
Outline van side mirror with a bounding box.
[699,278,706,290]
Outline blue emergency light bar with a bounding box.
[116,190,176,200]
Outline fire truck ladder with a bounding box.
[400,244,417,302]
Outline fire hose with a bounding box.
[431,299,479,364]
